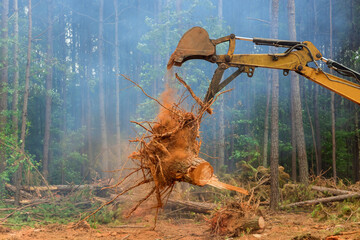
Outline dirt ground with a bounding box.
[1,210,360,240]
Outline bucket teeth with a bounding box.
[167,26,215,69]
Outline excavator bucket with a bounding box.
[167,27,215,69]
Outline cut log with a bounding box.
[311,186,358,196]
[281,193,360,208]
[5,184,33,199]
[21,184,103,192]
[166,199,216,214]
[105,194,216,214]
[234,216,265,233]
[2,198,50,205]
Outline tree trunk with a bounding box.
[212,118,218,172]
[329,0,336,182]
[288,0,308,184]
[98,0,110,177]
[331,92,336,181]
[12,0,19,137]
[114,0,121,163]
[305,92,318,176]
[15,0,32,206]
[313,0,322,176]
[218,98,225,171]
[217,0,225,172]
[291,87,297,181]
[262,74,271,168]
[314,85,322,174]
[269,0,280,211]
[86,67,93,173]
[354,106,359,182]
[0,0,9,127]
[42,0,54,181]
[0,0,9,188]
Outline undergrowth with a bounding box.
[311,200,360,222]
[0,189,124,229]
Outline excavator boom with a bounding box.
[167,27,360,105]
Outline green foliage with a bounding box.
[0,123,39,199]
[0,131,20,183]
[49,127,88,185]
[88,205,124,225]
[0,188,122,228]
[137,0,231,105]
[281,184,316,205]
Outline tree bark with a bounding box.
[11,0,20,137]
[114,0,121,164]
[98,0,110,177]
[42,0,54,181]
[269,0,280,211]
[15,0,32,206]
[288,0,308,184]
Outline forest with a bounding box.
[0,0,360,239]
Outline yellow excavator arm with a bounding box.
[167,27,360,105]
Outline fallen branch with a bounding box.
[311,185,358,196]
[335,230,360,236]
[281,193,360,208]
[21,184,104,192]
[0,199,51,222]
[108,225,146,229]
[77,179,152,225]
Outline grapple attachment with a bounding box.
[167,27,215,69]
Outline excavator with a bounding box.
[167,26,360,105]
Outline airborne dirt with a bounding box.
[1,210,359,240]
